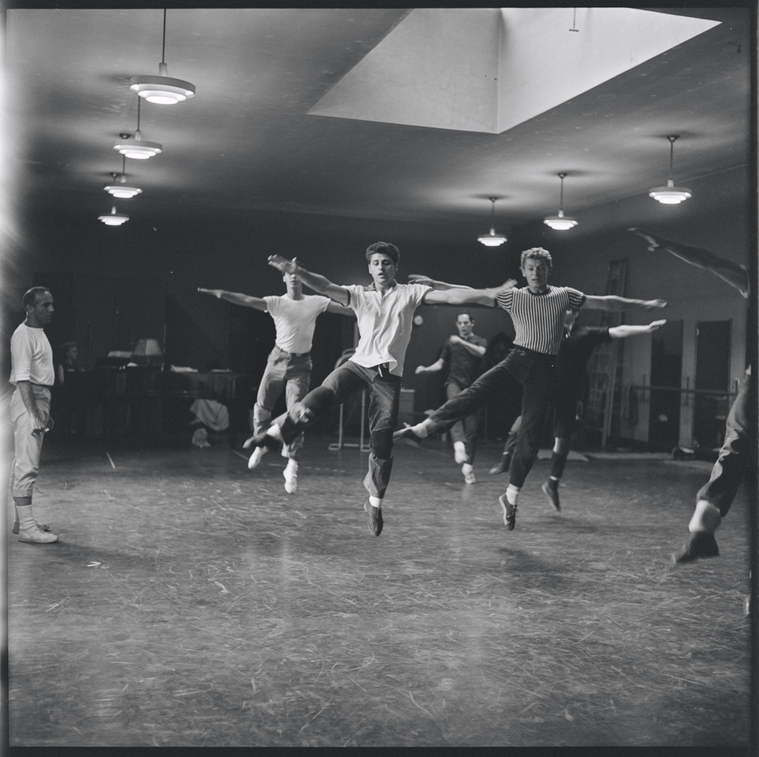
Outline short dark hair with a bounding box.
[456,311,473,321]
[520,247,552,269]
[22,286,51,308]
[365,242,400,266]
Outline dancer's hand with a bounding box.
[643,299,667,310]
[198,287,222,298]
[268,254,297,274]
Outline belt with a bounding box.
[513,346,555,361]
[275,346,311,358]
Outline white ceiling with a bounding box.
[4,5,753,233]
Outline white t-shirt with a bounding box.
[345,282,431,377]
[10,322,55,386]
[264,294,332,354]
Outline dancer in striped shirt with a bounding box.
[395,247,667,531]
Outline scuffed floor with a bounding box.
[7,434,753,747]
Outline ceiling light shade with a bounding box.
[130,11,195,104]
[544,172,578,230]
[544,210,578,230]
[649,135,691,204]
[478,197,507,247]
[105,184,142,199]
[649,179,692,204]
[130,70,196,105]
[113,130,162,160]
[99,204,129,226]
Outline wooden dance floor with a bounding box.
[7,433,753,748]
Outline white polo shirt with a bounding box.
[263,294,332,354]
[344,282,431,377]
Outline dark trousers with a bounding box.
[697,368,751,516]
[274,360,400,499]
[446,381,480,461]
[428,348,556,488]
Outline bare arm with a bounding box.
[16,380,47,432]
[325,301,355,317]
[423,287,496,307]
[56,364,65,386]
[415,358,445,374]
[197,288,267,311]
[629,228,749,298]
[409,274,517,299]
[268,255,349,306]
[609,319,667,339]
[583,294,667,312]
[450,335,487,357]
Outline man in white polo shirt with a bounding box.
[9,286,59,544]
[247,242,505,536]
[199,262,352,494]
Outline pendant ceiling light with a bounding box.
[130,9,195,104]
[649,135,691,204]
[544,173,578,230]
[104,155,143,198]
[477,197,507,247]
[114,97,162,160]
[98,203,129,226]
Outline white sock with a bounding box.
[462,463,473,474]
[268,423,283,441]
[285,459,298,473]
[688,500,721,533]
[369,496,382,509]
[409,421,431,438]
[506,485,520,506]
[16,505,37,531]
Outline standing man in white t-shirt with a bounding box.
[199,262,353,493]
[8,286,59,543]
[246,242,505,537]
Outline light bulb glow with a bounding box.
[544,211,578,230]
[129,75,195,104]
[649,180,692,204]
[113,138,162,159]
[104,184,142,198]
[478,230,507,247]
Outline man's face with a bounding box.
[26,291,54,327]
[456,314,473,338]
[368,253,397,287]
[283,272,302,295]
[521,257,550,292]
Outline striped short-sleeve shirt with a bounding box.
[496,286,586,355]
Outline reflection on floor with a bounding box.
[7,435,752,747]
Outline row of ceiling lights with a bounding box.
[478,135,692,246]
[99,9,195,226]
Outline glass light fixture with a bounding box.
[649,135,691,204]
[130,9,195,104]
[114,97,162,160]
[477,197,507,247]
[104,157,143,198]
[544,173,578,230]
[98,203,129,226]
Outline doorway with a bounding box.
[693,320,732,449]
[648,319,683,450]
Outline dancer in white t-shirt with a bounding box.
[199,262,353,493]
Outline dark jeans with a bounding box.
[428,348,556,488]
[697,368,751,516]
[446,381,480,461]
[274,360,400,499]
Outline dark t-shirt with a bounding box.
[440,334,488,389]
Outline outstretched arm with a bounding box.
[198,288,267,310]
[609,319,667,339]
[450,335,487,357]
[629,228,749,298]
[415,358,445,374]
[409,274,517,298]
[423,287,496,307]
[268,255,349,306]
[326,301,355,317]
[583,294,667,312]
